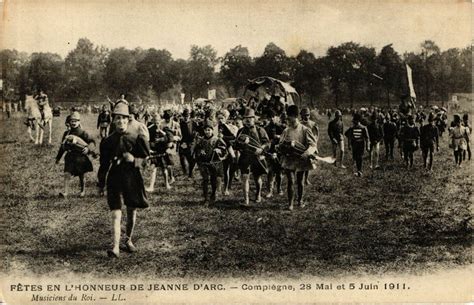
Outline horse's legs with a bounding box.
[27,126,35,142]
[35,122,40,145]
[39,126,44,144]
[47,120,52,144]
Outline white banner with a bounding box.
[180,93,185,104]
[406,64,416,99]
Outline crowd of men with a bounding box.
[53,94,470,258]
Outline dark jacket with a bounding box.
[98,131,150,207]
[56,127,95,176]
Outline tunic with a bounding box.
[98,131,150,210]
[399,124,420,152]
[450,125,469,151]
[234,125,270,175]
[367,121,384,144]
[279,123,317,172]
[97,111,112,128]
[420,124,439,150]
[328,119,344,143]
[56,127,95,176]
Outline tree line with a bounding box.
[1,38,471,108]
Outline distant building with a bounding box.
[448,93,473,111]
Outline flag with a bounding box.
[406,64,416,100]
[180,93,185,104]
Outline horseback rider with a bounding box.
[34,89,48,126]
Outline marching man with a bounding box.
[217,109,238,196]
[399,114,420,169]
[193,120,227,205]
[97,105,112,139]
[300,107,319,185]
[278,105,318,211]
[234,108,270,206]
[420,113,439,171]
[328,110,346,168]
[34,89,48,125]
[345,113,369,177]
[97,103,150,258]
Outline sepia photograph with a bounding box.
[0,0,472,304]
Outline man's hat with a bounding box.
[113,103,130,117]
[70,111,81,121]
[182,108,190,116]
[287,105,299,117]
[335,110,342,117]
[300,107,310,116]
[243,108,255,118]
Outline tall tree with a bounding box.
[181,45,218,99]
[103,48,140,96]
[136,48,176,99]
[253,42,289,80]
[420,40,441,106]
[64,38,108,101]
[293,50,324,107]
[377,44,403,107]
[0,49,30,99]
[325,42,374,108]
[220,45,253,96]
[28,52,65,97]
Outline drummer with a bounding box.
[55,111,96,198]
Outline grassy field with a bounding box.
[0,111,472,279]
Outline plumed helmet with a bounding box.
[70,111,81,121]
[113,103,130,117]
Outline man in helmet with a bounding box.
[97,103,150,258]
[56,111,96,198]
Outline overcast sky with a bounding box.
[2,0,472,59]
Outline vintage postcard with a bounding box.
[0,0,472,304]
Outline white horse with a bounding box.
[25,95,53,145]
